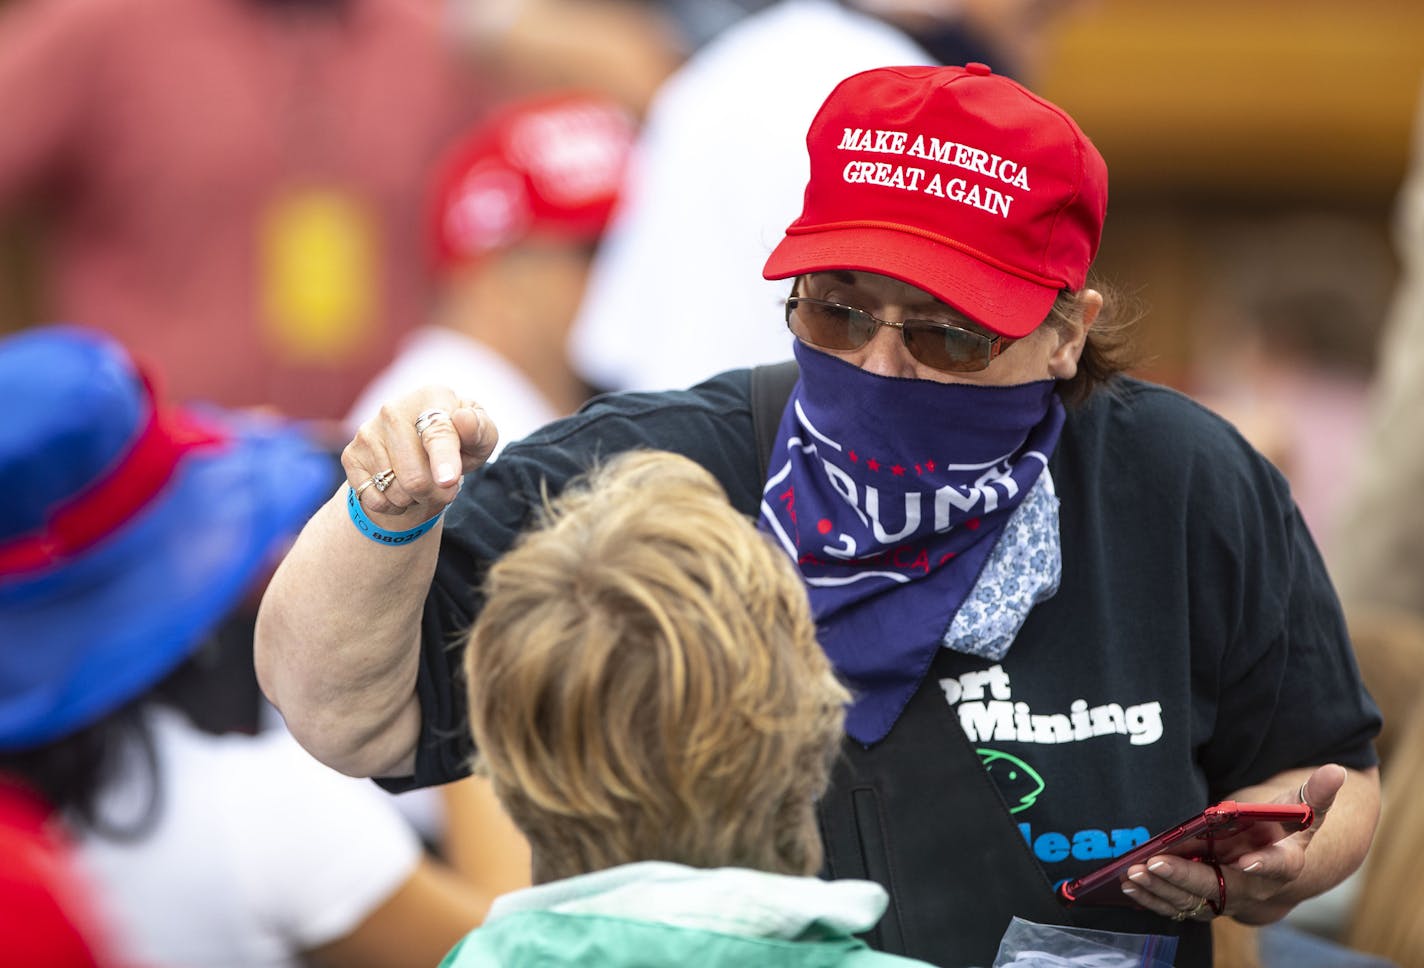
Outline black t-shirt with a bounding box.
[931,375,1380,886]
[392,368,1380,964]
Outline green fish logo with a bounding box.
[978,749,1045,813]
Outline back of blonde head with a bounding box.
[465,450,849,884]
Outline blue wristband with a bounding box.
[346,485,445,546]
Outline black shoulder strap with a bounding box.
[751,359,800,482]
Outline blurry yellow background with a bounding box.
[1036,0,1424,384]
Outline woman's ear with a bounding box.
[1048,289,1102,381]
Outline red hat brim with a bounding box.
[763,224,1060,340]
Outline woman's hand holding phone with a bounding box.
[1060,764,1345,924]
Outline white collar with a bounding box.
[487,861,889,941]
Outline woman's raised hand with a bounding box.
[343,387,499,524]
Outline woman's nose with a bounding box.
[854,321,917,378]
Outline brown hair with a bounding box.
[464,450,849,885]
[1047,279,1141,407]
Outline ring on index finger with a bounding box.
[414,408,452,441]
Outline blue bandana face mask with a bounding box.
[757,342,1066,745]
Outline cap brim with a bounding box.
[0,416,337,750]
[763,225,1059,340]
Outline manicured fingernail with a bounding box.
[1147,861,1168,873]
[1243,862,1263,873]
[437,463,456,485]
[1128,871,1151,884]
[1122,886,1138,896]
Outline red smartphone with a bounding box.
[1056,800,1314,907]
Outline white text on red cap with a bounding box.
[837,127,1032,220]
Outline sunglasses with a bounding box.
[784,296,1015,373]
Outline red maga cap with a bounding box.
[763,63,1108,338]
[429,92,636,271]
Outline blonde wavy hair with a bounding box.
[464,450,849,885]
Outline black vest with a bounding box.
[814,647,1208,966]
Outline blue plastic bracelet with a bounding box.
[346,485,445,546]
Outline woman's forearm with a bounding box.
[255,487,440,778]
[256,391,498,779]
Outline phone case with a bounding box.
[1056,800,1314,907]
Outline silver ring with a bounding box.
[371,468,397,493]
[414,408,451,441]
[355,476,380,497]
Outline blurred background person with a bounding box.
[346,89,636,452]
[0,0,478,421]
[0,325,501,967]
[443,449,933,967]
[1331,75,1424,629]
[569,0,1093,395]
[1181,214,1392,566]
[1347,677,1424,968]
[1301,74,1424,967]
[1,775,117,966]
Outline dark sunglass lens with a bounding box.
[904,321,991,373]
[790,299,873,350]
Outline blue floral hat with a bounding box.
[0,326,337,751]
